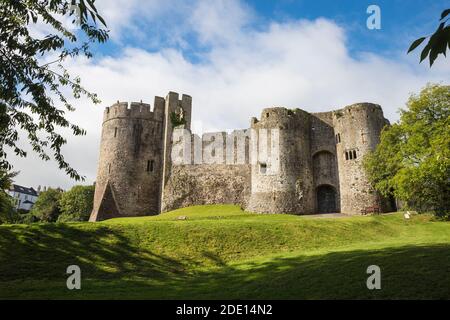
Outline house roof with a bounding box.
[10,184,38,196]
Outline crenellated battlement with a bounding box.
[251,107,312,128]
[332,102,382,118]
[103,99,166,123]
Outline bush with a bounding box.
[30,188,63,222]
[0,191,19,224]
[0,170,19,224]
[57,185,94,222]
[19,213,39,224]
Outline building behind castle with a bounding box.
[89,92,396,221]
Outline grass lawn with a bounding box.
[0,205,449,299]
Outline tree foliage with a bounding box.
[30,187,62,222]
[57,184,93,222]
[0,0,108,181]
[364,84,450,218]
[408,8,450,66]
[0,169,19,224]
[0,191,17,224]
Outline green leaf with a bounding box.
[0,0,109,181]
[408,37,426,53]
[429,47,438,66]
[441,8,450,20]
[97,14,107,27]
[420,43,431,63]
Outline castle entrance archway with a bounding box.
[317,185,337,213]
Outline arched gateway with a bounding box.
[316,185,338,213]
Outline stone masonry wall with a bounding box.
[90,100,165,221]
[333,103,389,214]
[161,127,251,212]
[161,164,251,212]
[246,108,315,214]
[90,92,393,221]
[310,112,340,212]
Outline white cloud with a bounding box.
[189,0,255,45]
[9,0,450,190]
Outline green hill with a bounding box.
[0,205,449,299]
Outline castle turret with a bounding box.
[332,103,390,214]
[160,92,192,211]
[246,108,315,214]
[89,99,165,221]
[89,92,192,221]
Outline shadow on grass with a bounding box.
[0,223,449,299]
[182,243,450,299]
[0,223,186,283]
[89,244,450,300]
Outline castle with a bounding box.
[89,92,396,221]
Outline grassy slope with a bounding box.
[0,205,449,299]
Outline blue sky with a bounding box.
[248,0,446,55]
[92,0,449,62]
[14,0,450,189]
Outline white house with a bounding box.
[7,184,39,211]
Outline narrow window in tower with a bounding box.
[353,150,357,159]
[338,133,341,143]
[349,150,353,160]
[114,127,118,137]
[147,160,154,172]
[345,152,349,160]
[259,162,267,174]
[108,163,111,173]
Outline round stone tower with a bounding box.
[246,107,315,214]
[332,103,390,214]
[89,98,165,221]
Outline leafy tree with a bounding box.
[57,184,94,222]
[30,188,63,222]
[0,0,108,181]
[0,169,19,224]
[0,191,18,224]
[20,213,39,224]
[364,84,450,219]
[0,169,18,190]
[408,8,450,66]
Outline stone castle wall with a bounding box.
[332,103,390,214]
[247,108,315,214]
[90,92,193,221]
[162,164,251,212]
[90,92,392,221]
[161,128,251,211]
[90,100,165,221]
[310,112,340,213]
